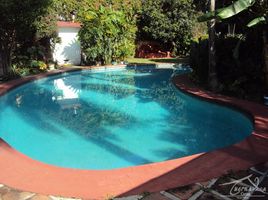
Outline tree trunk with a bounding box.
[0,33,14,76]
[263,30,268,92]
[0,49,11,76]
[208,0,218,91]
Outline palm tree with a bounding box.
[199,0,268,90]
[262,28,268,90]
[208,0,218,91]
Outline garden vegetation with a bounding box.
[0,0,198,76]
[191,0,268,102]
[0,0,267,102]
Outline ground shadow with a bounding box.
[149,57,189,64]
[116,75,268,197]
[118,135,268,197]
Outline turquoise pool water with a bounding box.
[0,67,253,169]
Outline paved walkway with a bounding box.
[1,162,267,200]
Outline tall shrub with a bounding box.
[0,0,52,75]
[79,6,136,65]
[138,0,195,55]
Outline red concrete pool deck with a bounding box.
[0,68,268,199]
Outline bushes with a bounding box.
[10,44,50,77]
[79,6,136,65]
[216,32,265,100]
[0,0,52,75]
[190,31,265,101]
[11,58,48,77]
[138,0,195,56]
[189,36,209,85]
[79,0,199,63]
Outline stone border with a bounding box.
[0,68,267,199]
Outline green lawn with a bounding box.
[126,57,189,64]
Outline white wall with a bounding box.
[53,27,81,65]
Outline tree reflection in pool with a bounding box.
[0,67,253,169]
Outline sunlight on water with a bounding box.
[0,67,253,169]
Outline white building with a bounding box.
[53,21,81,65]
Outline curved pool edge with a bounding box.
[0,68,81,96]
[0,68,268,199]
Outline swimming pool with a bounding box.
[0,66,253,169]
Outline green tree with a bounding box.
[199,0,268,90]
[138,0,195,55]
[79,5,136,65]
[33,0,90,65]
[53,0,90,21]
[0,0,52,75]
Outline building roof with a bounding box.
[57,21,81,28]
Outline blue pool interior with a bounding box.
[0,66,253,169]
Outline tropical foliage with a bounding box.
[198,0,267,28]
[0,0,201,76]
[191,0,268,101]
[79,6,137,65]
[53,0,89,21]
[138,0,196,55]
[0,0,52,75]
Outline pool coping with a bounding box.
[0,67,268,199]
